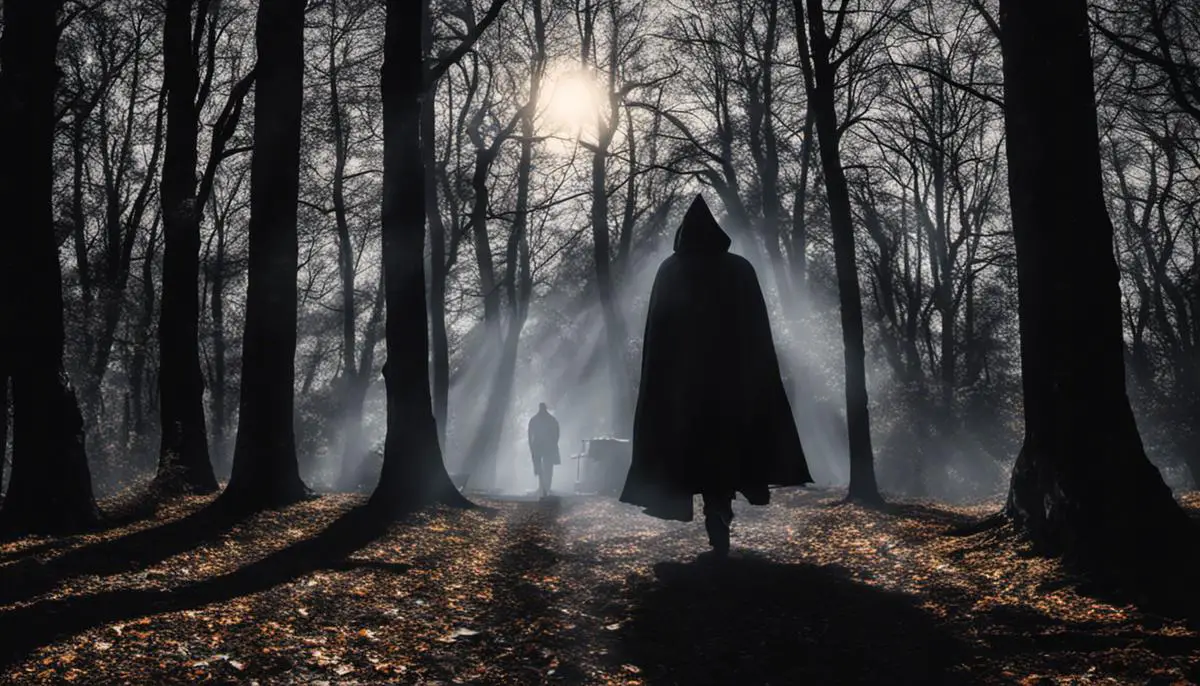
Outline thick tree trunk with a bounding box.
[371,0,469,514]
[222,0,309,510]
[1,15,8,502]
[1000,0,1192,584]
[0,0,99,534]
[797,0,881,504]
[156,0,217,494]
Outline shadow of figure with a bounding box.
[616,554,968,685]
[0,504,404,670]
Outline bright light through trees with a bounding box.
[540,65,605,140]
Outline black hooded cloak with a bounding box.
[619,194,812,521]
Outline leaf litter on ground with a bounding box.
[0,489,1196,684]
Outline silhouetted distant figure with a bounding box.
[620,194,812,556]
[528,403,560,498]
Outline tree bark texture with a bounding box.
[223,0,309,509]
[796,0,881,504]
[1000,0,1192,581]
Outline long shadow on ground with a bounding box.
[472,497,578,682]
[0,505,402,671]
[617,554,968,685]
[0,501,246,605]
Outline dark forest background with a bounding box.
[1,0,1198,585]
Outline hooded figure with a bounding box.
[619,194,812,555]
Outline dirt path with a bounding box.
[0,489,1196,684]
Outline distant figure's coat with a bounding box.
[619,194,812,521]
[528,407,561,474]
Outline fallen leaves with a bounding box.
[0,490,1195,683]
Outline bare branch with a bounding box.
[426,0,511,87]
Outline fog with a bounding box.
[60,200,1028,505]
[398,209,1016,504]
[31,201,1188,504]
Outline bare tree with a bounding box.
[793,0,895,504]
[460,0,548,490]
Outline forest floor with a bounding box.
[0,488,1198,685]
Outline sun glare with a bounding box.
[541,66,605,139]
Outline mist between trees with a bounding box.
[1,0,1198,514]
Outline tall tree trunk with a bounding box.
[327,1,371,490]
[796,0,881,504]
[458,145,505,487]
[999,0,1191,585]
[371,0,469,514]
[423,88,451,448]
[791,24,815,305]
[930,131,955,415]
[470,148,502,330]
[209,193,229,475]
[588,2,634,438]
[1,12,8,502]
[223,0,308,509]
[157,0,217,494]
[0,0,98,534]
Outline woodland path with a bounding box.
[0,488,1197,684]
